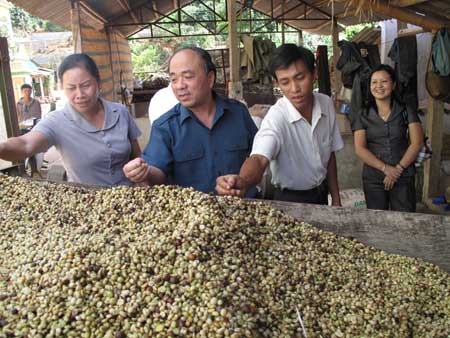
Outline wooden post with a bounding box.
[70,0,82,53]
[106,27,117,102]
[221,49,227,84]
[332,17,341,98]
[227,0,243,101]
[0,37,19,138]
[39,77,45,98]
[298,30,303,46]
[422,96,444,200]
[281,0,285,44]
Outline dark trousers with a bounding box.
[363,175,416,212]
[273,180,328,205]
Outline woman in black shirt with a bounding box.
[352,64,423,211]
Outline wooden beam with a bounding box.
[358,0,446,31]
[423,96,444,200]
[302,7,315,18]
[152,2,160,19]
[398,26,425,37]
[79,1,108,25]
[336,8,358,19]
[306,20,331,32]
[115,0,140,24]
[108,0,148,23]
[390,0,429,7]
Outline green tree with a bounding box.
[131,41,170,78]
[343,23,374,41]
[9,4,64,34]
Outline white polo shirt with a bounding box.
[148,86,179,125]
[251,92,344,190]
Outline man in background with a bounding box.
[16,83,42,123]
[124,47,257,195]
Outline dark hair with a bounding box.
[366,64,398,111]
[58,53,100,84]
[269,44,315,79]
[21,84,32,90]
[169,46,217,83]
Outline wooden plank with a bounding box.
[266,200,450,273]
[423,95,444,199]
[391,0,429,7]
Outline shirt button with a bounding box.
[111,169,115,175]
[107,143,111,148]
[101,131,105,136]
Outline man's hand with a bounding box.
[383,164,402,181]
[215,175,249,197]
[123,158,150,183]
[383,175,397,191]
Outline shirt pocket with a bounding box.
[173,147,204,162]
[223,139,249,173]
[318,135,332,165]
[172,146,205,184]
[319,134,332,152]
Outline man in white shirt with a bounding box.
[148,85,179,125]
[216,44,344,205]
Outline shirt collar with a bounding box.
[18,98,36,106]
[179,91,227,127]
[63,97,119,133]
[391,100,404,116]
[283,93,325,125]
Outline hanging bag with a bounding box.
[425,29,450,103]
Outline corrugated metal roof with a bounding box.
[9,0,450,37]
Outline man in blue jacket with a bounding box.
[123,47,257,195]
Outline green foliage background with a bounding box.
[129,0,373,77]
[9,4,65,34]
